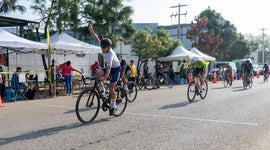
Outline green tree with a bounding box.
[229,40,251,60]
[31,0,73,35]
[199,7,252,61]
[83,0,135,48]
[0,0,26,14]
[130,27,154,72]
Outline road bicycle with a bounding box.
[243,72,252,89]
[138,73,154,90]
[223,72,232,88]
[116,78,138,102]
[75,76,127,124]
[152,72,173,89]
[187,75,208,102]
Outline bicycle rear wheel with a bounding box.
[138,78,144,89]
[145,78,155,89]
[187,81,196,102]
[166,78,174,89]
[113,86,128,117]
[249,79,253,88]
[127,82,137,102]
[75,88,100,124]
[199,81,208,99]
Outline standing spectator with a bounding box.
[168,65,176,81]
[128,60,137,82]
[59,61,82,96]
[51,59,58,81]
[0,59,6,96]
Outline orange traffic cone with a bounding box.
[213,71,217,83]
[242,73,244,80]
[189,72,193,83]
[257,71,259,78]
[0,96,5,107]
[231,73,234,81]
[252,72,254,79]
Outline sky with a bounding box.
[7,0,270,36]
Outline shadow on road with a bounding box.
[231,86,243,89]
[0,118,109,146]
[159,100,199,110]
[232,88,247,92]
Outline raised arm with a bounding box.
[88,24,100,45]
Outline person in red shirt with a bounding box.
[59,61,82,96]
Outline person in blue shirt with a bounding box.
[11,67,27,97]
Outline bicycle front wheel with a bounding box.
[114,86,128,117]
[200,81,208,99]
[75,88,100,124]
[187,81,196,102]
[127,82,137,102]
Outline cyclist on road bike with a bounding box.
[223,63,233,85]
[188,57,206,93]
[89,24,121,116]
[263,63,269,79]
[154,59,163,88]
[243,60,253,83]
[117,55,131,91]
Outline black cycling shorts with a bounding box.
[193,67,203,76]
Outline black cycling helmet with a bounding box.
[156,59,161,62]
[246,60,250,63]
[100,38,112,48]
[145,59,148,62]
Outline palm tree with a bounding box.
[0,0,26,14]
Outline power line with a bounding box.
[170,4,187,41]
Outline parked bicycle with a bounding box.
[243,72,253,89]
[187,75,208,102]
[75,76,128,124]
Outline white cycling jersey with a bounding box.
[103,49,120,68]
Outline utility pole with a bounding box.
[170,4,187,41]
[261,28,267,64]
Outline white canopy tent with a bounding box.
[160,46,202,62]
[39,32,101,55]
[0,28,47,54]
[190,47,216,61]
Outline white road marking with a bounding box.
[45,105,74,109]
[125,112,259,126]
[45,105,259,126]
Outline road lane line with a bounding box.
[45,105,74,109]
[125,112,258,126]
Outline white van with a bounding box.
[208,62,237,80]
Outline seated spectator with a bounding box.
[11,67,27,96]
[92,61,101,76]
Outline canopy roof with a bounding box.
[0,15,39,27]
[160,46,202,62]
[0,28,47,54]
[39,32,101,55]
[190,47,216,61]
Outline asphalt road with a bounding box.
[1,78,270,150]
